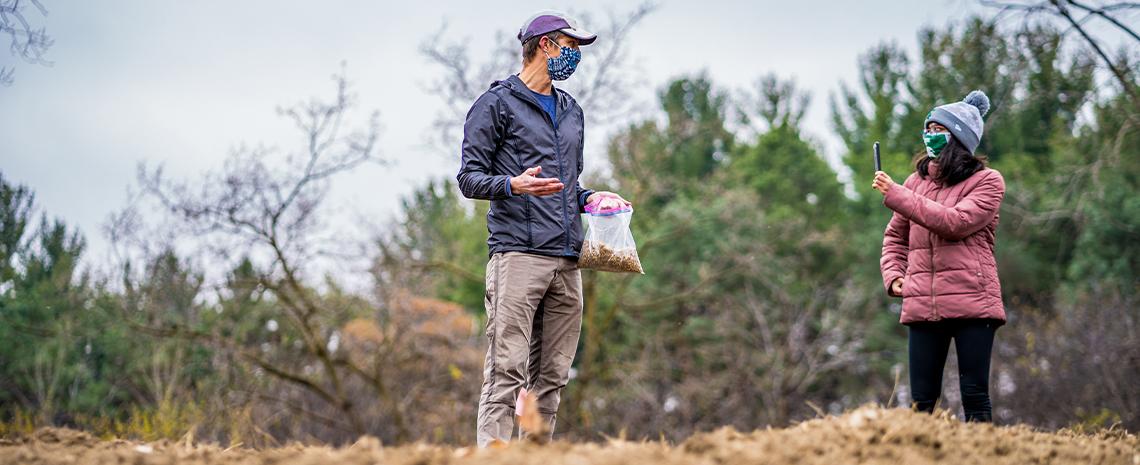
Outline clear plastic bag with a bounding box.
[578,203,644,274]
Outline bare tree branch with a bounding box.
[1050,0,1140,100]
[979,0,1140,102]
[1067,0,1140,43]
[0,0,52,86]
[128,70,384,437]
[419,2,658,157]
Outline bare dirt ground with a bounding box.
[1,406,1136,465]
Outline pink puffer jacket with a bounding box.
[880,166,1006,324]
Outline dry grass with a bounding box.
[1,405,1136,464]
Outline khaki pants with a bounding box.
[476,252,582,447]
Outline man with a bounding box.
[457,10,630,446]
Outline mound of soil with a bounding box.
[1,406,1135,464]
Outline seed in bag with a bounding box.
[578,202,644,274]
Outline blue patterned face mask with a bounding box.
[544,42,581,81]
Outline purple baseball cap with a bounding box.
[517,11,597,45]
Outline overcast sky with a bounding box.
[3,0,1126,274]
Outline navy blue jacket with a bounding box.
[457,75,594,258]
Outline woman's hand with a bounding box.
[890,277,904,296]
[872,171,895,195]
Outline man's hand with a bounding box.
[511,166,564,196]
[587,191,632,210]
[890,277,904,296]
[872,171,895,195]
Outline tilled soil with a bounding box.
[1,406,1135,465]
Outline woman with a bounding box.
[873,90,1005,423]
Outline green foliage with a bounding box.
[0,183,91,424]
[376,179,489,314]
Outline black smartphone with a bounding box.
[873,141,882,172]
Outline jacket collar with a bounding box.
[496,74,571,114]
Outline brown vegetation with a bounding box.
[2,406,1135,465]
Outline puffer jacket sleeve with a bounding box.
[883,170,1005,242]
[881,214,910,297]
[457,92,513,200]
[881,173,916,296]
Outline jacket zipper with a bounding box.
[544,91,573,256]
[553,112,571,255]
[929,183,944,320]
[929,233,937,320]
[510,83,574,256]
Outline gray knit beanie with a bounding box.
[924,90,990,154]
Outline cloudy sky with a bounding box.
[4,0,1117,272]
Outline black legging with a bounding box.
[908,318,998,422]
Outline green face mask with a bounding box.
[923,132,951,158]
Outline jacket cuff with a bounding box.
[578,189,595,212]
[503,176,514,197]
[883,271,904,297]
